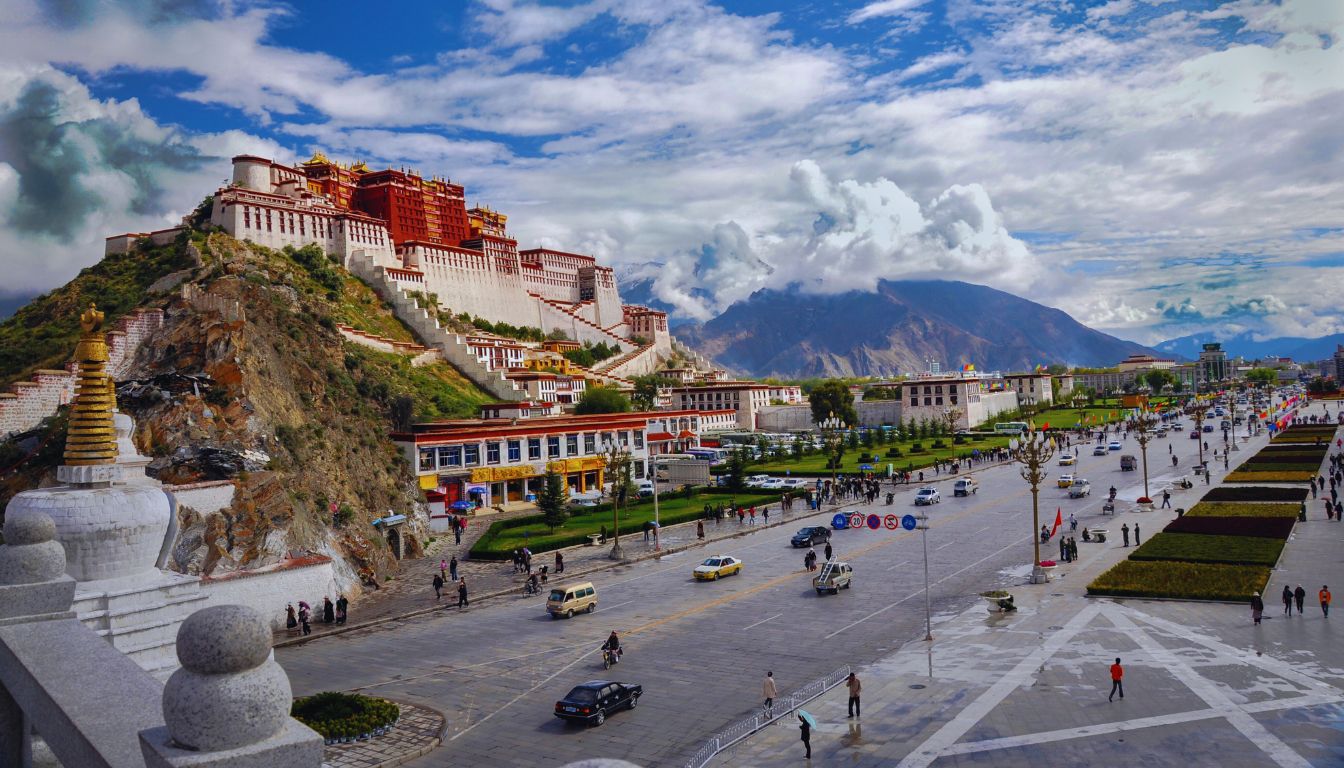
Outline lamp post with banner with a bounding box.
[1010,425,1056,584]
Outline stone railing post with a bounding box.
[139,604,323,767]
[0,509,76,768]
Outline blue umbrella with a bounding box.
[798,710,818,729]
[450,500,474,510]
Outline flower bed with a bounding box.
[1185,502,1300,519]
[1087,560,1270,601]
[292,692,400,744]
[1271,434,1334,444]
[1130,532,1284,567]
[1163,515,1294,539]
[1201,486,1308,503]
[1224,469,1316,483]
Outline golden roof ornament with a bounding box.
[63,303,118,466]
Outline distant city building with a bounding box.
[896,374,1018,429]
[1002,373,1054,406]
[669,382,775,430]
[1333,345,1344,380]
[1117,354,1176,372]
[1198,342,1228,386]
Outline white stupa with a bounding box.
[3,304,204,678]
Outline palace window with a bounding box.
[439,446,462,468]
[486,442,501,465]
[547,436,561,458]
[528,438,541,460]
[566,434,578,455]
[507,440,521,462]
[418,448,434,473]
[634,430,644,449]
[584,433,595,454]
[464,444,480,466]
[265,210,272,231]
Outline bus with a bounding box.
[686,447,731,464]
[994,422,1029,435]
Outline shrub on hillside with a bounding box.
[1202,486,1308,503]
[1087,560,1269,601]
[1163,515,1294,539]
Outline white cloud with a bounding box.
[848,0,930,25]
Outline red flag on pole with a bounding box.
[1050,507,1063,538]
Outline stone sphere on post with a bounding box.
[0,509,67,585]
[162,604,292,752]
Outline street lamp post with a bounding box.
[1131,409,1157,500]
[1010,426,1056,584]
[1072,391,1088,427]
[1226,390,1239,452]
[819,413,847,503]
[1188,399,1209,470]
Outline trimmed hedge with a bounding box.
[292,692,399,741]
[1202,486,1308,502]
[1163,515,1294,539]
[1130,532,1284,566]
[1235,463,1322,472]
[1186,502,1300,519]
[1087,560,1270,601]
[1224,470,1316,483]
[1240,454,1324,465]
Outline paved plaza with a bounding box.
[277,404,1342,767]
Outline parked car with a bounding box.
[953,477,978,496]
[1057,474,1075,488]
[1093,445,1109,456]
[635,480,655,498]
[791,526,831,548]
[1058,455,1077,466]
[914,487,941,506]
[1190,430,1201,439]
[747,475,771,485]
[1108,441,1122,451]
[1120,455,1137,471]
[694,555,743,581]
[1068,479,1092,498]
[813,561,853,595]
[554,681,642,726]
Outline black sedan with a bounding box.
[791,526,831,547]
[554,680,642,726]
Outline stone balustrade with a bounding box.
[0,510,322,768]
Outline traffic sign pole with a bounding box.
[918,512,932,642]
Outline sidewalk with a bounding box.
[711,414,1344,768]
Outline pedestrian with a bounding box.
[1283,585,1294,616]
[1069,537,1079,562]
[454,516,463,545]
[1161,490,1171,508]
[799,714,812,759]
[1134,522,1141,546]
[457,577,469,610]
[824,542,833,562]
[763,506,769,524]
[432,573,444,599]
[322,596,335,624]
[298,601,311,636]
[555,551,564,574]
[1251,591,1263,625]
[1321,585,1331,617]
[763,671,777,716]
[450,555,459,582]
[1069,513,1078,532]
[1295,584,1306,614]
[285,603,298,632]
[1121,523,1130,547]
[1109,657,1124,701]
[846,672,861,718]
[335,594,348,625]
[697,520,705,540]
[1060,535,1068,561]
[439,559,447,580]
[1335,501,1342,521]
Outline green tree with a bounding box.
[575,386,631,414]
[1142,369,1175,393]
[538,467,569,533]
[1307,376,1339,395]
[808,380,857,426]
[724,449,747,492]
[631,375,672,411]
[903,417,916,443]
[862,428,875,448]
[792,435,805,459]
[1245,367,1278,388]
[847,429,860,449]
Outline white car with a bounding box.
[1093,445,1108,456]
[758,478,787,489]
[782,478,810,489]
[746,475,771,485]
[1068,479,1092,498]
[1171,423,1184,431]
[914,487,941,506]
[1108,441,1122,451]
[1058,455,1077,466]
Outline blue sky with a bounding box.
[0,0,1339,346]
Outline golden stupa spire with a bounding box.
[63,303,118,466]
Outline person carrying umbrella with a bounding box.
[798,710,816,759]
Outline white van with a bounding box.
[953,477,979,497]
[547,582,598,618]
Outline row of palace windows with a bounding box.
[417,429,645,472]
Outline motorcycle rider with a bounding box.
[1108,486,1117,501]
[602,631,622,664]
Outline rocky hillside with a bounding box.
[0,229,493,588]
[678,279,1159,377]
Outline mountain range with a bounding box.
[1155,331,1343,362]
[672,279,1160,378]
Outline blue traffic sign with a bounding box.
[832,513,849,529]
[866,514,881,530]
[901,514,917,531]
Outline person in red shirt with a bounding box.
[1109,658,1124,702]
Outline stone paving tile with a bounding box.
[322,701,444,768]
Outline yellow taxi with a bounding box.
[1057,474,1075,488]
[693,555,743,581]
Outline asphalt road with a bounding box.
[276,423,1246,767]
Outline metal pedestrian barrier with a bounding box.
[684,665,851,768]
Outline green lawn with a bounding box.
[470,491,781,558]
[1130,532,1285,566]
[748,436,1011,476]
[1087,560,1270,601]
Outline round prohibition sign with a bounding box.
[866,514,882,530]
[849,512,865,529]
[883,514,899,530]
